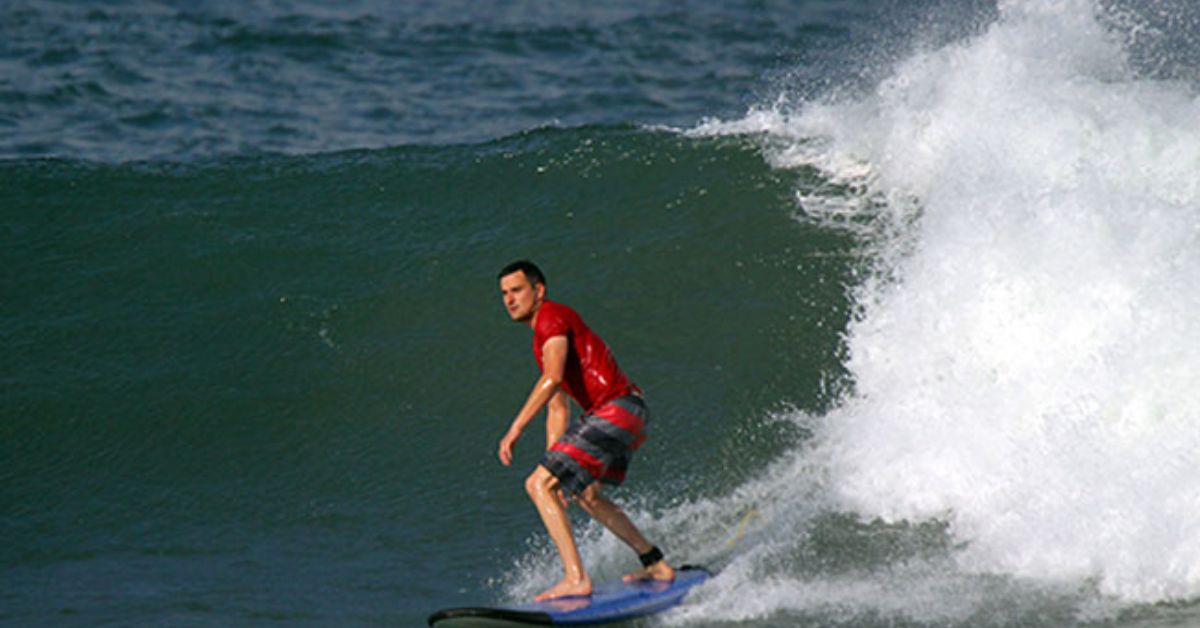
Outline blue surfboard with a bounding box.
[428,565,710,626]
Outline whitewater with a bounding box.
[658,0,1200,622]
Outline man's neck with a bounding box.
[526,300,544,330]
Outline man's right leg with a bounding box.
[525,466,593,601]
[575,484,675,582]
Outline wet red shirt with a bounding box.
[533,300,634,413]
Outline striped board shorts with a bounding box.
[541,393,649,496]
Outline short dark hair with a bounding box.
[498,260,546,287]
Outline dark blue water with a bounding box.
[1,0,980,162]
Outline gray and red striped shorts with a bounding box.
[540,393,649,496]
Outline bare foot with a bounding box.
[535,577,593,601]
[623,560,675,583]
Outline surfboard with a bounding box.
[428,565,711,627]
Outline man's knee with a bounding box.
[576,484,603,511]
[525,467,557,498]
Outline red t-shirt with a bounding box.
[533,300,634,413]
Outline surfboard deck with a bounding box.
[428,565,711,627]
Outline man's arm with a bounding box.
[499,335,568,466]
[546,391,570,449]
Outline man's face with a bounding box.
[500,271,543,323]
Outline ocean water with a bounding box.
[4,1,1200,626]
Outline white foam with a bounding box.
[694,0,1200,609]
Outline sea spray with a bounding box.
[678,0,1200,621]
[789,0,1200,605]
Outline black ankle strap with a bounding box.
[638,546,664,568]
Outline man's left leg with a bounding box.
[575,483,675,582]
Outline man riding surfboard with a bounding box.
[497,260,675,601]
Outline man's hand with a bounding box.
[499,427,521,466]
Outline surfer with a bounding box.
[497,260,675,601]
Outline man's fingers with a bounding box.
[499,437,514,465]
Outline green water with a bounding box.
[2,127,857,624]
